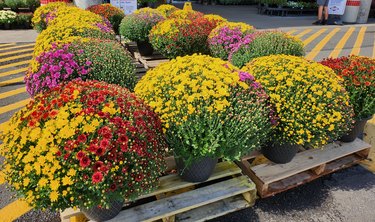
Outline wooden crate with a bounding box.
[237,138,372,198]
[61,161,257,222]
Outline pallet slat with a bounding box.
[175,195,251,222]
[139,161,241,200]
[108,176,254,222]
[252,139,371,184]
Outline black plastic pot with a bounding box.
[81,199,123,222]
[261,143,300,164]
[175,156,218,183]
[136,40,154,56]
[339,116,372,142]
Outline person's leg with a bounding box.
[324,6,329,20]
[313,5,324,24]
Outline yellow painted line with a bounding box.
[0,60,30,70]
[303,28,327,47]
[0,199,32,221]
[0,76,24,87]
[0,99,29,115]
[0,43,16,48]
[0,170,4,184]
[295,28,313,39]
[0,87,26,99]
[0,48,34,57]
[0,53,32,63]
[329,27,355,58]
[0,67,27,78]
[286,29,298,35]
[0,121,8,132]
[0,60,31,69]
[351,26,367,55]
[0,43,34,52]
[306,28,341,60]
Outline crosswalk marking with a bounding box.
[0,53,32,63]
[0,43,16,48]
[0,99,29,115]
[303,28,327,47]
[0,76,24,87]
[351,26,367,55]
[0,170,4,184]
[0,87,26,100]
[0,121,8,132]
[0,60,30,70]
[0,199,32,221]
[0,48,34,57]
[286,29,298,35]
[306,28,341,61]
[329,27,356,58]
[0,43,34,52]
[0,67,27,78]
[295,28,312,39]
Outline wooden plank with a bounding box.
[175,195,251,222]
[263,154,364,198]
[252,139,371,185]
[236,160,267,195]
[138,161,241,200]
[241,150,261,161]
[60,208,83,220]
[146,59,169,68]
[108,176,254,222]
[311,163,326,175]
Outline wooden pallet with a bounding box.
[61,161,257,222]
[237,138,372,198]
[126,42,169,69]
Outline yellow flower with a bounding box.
[49,191,59,202]
[62,176,73,186]
[50,180,59,191]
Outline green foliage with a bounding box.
[73,39,137,91]
[4,0,39,11]
[15,13,32,28]
[230,31,305,68]
[109,13,123,35]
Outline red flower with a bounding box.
[93,161,104,171]
[92,171,103,184]
[95,147,105,156]
[109,183,117,191]
[76,151,85,160]
[77,134,87,143]
[80,156,91,168]
[135,174,144,182]
[49,110,59,118]
[100,139,110,148]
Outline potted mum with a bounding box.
[135,54,273,182]
[156,4,179,18]
[321,55,375,142]
[208,22,255,60]
[87,4,125,34]
[31,2,68,32]
[26,39,136,97]
[0,80,168,221]
[0,10,17,29]
[119,8,165,56]
[230,31,305,68]
[242,55,354,163]
[149,17,217,59]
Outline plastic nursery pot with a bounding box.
[136,40,154,56]
[339,116,373,142]
[175,156,218,183]
[261,143,301,164]
[81,199,124,222]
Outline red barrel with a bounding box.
[40,0,70,5]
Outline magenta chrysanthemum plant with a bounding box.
[208,22,255,60]
[25,43,91,96]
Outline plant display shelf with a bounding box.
[132,59,147,80]
[237,138,371,198]
[126,42,169,69]
[60,161,257,222]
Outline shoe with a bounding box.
[321,19,327,25]
[312,20,322,25]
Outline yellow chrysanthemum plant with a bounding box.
[0,80,168,212]
[242,55,354,150]
[32,2,68,32]
[135,54,273,182]
[156,4,179,18]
